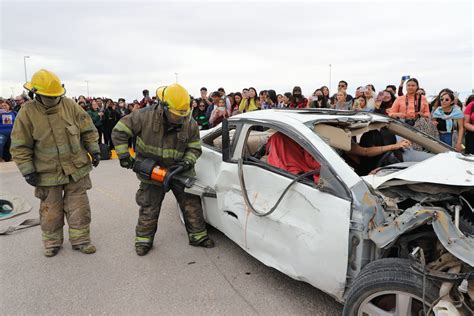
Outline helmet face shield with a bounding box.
[38,95,61,107]
[164,108,186,126]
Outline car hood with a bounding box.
[363,152,474,189]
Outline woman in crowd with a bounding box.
[193,99,210,130]
[0,100,16,162]
[276,94,284,108]
[388,78,430,125]
[464,95,474,154]
[227,93,235,114]
[375,90,396,115]
[429,88,452,112]
[259,90,268,107]
[332,91,352,110]
[191,98,199,117]
[102,99,121,149]
[363,86,376,111]
[127,103,134,114]
[289,86,308,108]
[239,87,259,113]
[87,100,104,144]
[231,92,242,115]
[281,92,292,108]
[210,98,229,126]
[78,95,89,107]
[117,98,128,117]
[353,95,371,112]
[321,86,330,98]
[263,90,278,109]
[432,89,464,151]
[260,90,273,109]
[309,89,329,108]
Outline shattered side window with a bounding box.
[201,125,237,153]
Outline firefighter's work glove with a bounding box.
[119,156,135,169]
[91,153,101,167]
[24,172,39,187]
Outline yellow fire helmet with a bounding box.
[155,86,167,101]
[163,83,191,117]
[23,69,66,97]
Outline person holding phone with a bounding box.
[238,87,259,113]
[310,89,329,108]
[353,95,371,112]
[398,75,410,96]
[199,87,213,108]
[388,78,430,124]
[210,98,229,126]
[374,90,396,115]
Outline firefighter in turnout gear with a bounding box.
[112,83,214,256]
[10,69,100,257]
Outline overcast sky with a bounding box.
[1,0,473,101]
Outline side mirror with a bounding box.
[222,119,230,162]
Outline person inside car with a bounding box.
[343,133,411,175]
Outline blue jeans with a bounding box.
[0,134,7,158]
[439,132,453,146]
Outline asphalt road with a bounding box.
[0,160,343,315]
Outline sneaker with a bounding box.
[190,237,215,248]
[135,245,151,256]
[44,247,60,257]
[72,243,96,254]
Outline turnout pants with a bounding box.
[34,175,93,249]
[135,181,208,247]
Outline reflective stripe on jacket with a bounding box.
[10,97,99,186]
[112,104,202,182]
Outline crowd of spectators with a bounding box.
[1,77,474,162]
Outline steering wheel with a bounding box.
[374,150,402,169]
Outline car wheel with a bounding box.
[343,258,439,316]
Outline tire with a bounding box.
[343,258,439,316]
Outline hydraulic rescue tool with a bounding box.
[133,159,195,191]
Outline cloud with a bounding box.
[1,1,472,100]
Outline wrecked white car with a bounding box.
[185,109,474,315]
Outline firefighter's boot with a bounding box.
[190,237,215,248]
[44,247,60,257]
[136,244,151,256]
[72,243,96,254]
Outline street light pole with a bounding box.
[174,72,178,83]
[85,80,90,97]
[328,64,332,93]
[23,56,30,83]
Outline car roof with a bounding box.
[228,109,391,125]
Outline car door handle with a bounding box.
[224,210,238,220]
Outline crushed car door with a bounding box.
[196,123,249,248]
[214,122,352,299]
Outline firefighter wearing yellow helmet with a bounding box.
[10,69,100,257]
[112,83,214,256]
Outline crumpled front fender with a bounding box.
[369,205,474,267]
